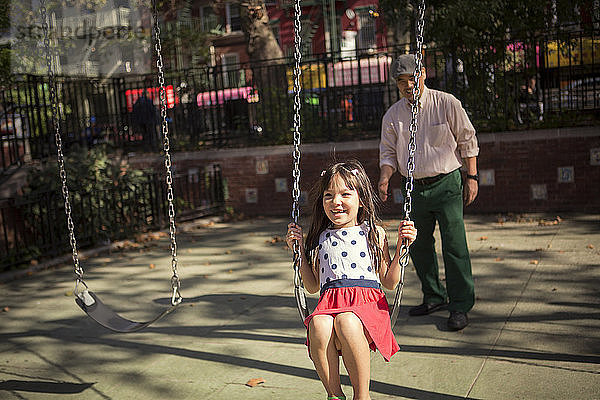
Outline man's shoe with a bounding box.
[408,302,447,316]
[447,311,469,331]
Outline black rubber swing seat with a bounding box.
[39,0,183,334]
[294,285,310,321]
[75,290,179,333]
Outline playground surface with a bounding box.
[0,213,599,399]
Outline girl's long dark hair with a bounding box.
[305,160,385,272]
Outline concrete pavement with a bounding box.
[0,213,599,399]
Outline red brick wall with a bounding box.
[474,127,600,213]
[131,126,600,216]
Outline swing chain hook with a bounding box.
[292,247,303,287]
[171,274,182,305]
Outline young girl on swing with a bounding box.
[286,160,417,400]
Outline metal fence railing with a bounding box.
[0,165,224,271]
[0,28,598,173]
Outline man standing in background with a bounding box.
[378,54,479,331]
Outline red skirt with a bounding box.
[303,286,400,362]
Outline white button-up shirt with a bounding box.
[379,86,479,179]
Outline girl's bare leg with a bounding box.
[309,315,344,397]
[334,312,371,400]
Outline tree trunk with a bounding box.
[240,0,286,89]
[241,0,284,64]
[380,0,412,49]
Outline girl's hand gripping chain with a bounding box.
[286,222,304,253]
[398,220,417,247]
[287,222,319,294]
[397,220,417,264]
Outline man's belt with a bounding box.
[403,171,451,186]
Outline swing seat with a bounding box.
[388,244,410,327]
[75,290,179,333]
[388,281,405,327]
[40,0,184,334]
[294,285,310,321]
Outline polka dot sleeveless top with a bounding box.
[317,222,380,289]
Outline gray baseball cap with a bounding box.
[390,54,417,79]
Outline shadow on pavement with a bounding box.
[0,380,94,394]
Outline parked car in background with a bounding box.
[0,109,28,140]
[548,77,600,111]
[0,107,31,170]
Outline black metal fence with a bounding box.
[1,28,599,173]
[0,165,224,270]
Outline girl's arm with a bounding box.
[286,223,320,294]
[379,221,417,290]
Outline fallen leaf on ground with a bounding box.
[2,306,9,312]
[530,260,539,265]
[245,378,265,387]
[64,291,73,296]
[149,263,156,269]
[267,236,284,244]
[478,236,488,241]
[135,231,168,243]
[587,244,595,249]
[495,257,504,261]
[539,216,562,226]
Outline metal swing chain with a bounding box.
[40,0,181,306]
[291,0,303,291]
[390,0,426,327]
[152,0,182,306]
[397,0,425,262]
[39,0,85,286]
[403,0,426,223]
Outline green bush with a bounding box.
[24,143,155,244]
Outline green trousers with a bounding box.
[404,169,475,313]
